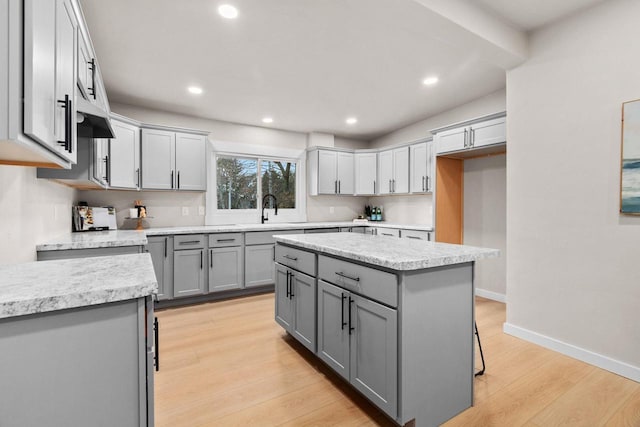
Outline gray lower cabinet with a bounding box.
[317,279,397,418]
[275,263,316,352]
[245,244,276,287]
[146,236,174,300]
[173,248,206,297]
[208,246,243,292]
[0,297,153,427]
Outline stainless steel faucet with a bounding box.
[261,194,278,224]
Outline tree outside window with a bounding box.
[261,160,296,209]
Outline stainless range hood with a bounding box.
[76,96,115,139]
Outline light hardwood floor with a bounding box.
[155,294,640,427]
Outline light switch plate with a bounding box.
[329,206,335,214]
[182,207,189,216]
[198,206,205,216]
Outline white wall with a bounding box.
[0,166,76,264]
[369,88,506,225]
[506,0,640,380]
[464,155,506,299]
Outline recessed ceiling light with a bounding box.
[262,117,273,124]
[346,117,358,125]
[187,86,203,95]
[422,76,439,86]
[218,4,238,19]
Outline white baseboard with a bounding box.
[475,288,506,303]
[503,322,640,383]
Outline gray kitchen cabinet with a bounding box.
[146,235,174,301]
[400,229,432,241]
[141,128,207,191]
[378,146,409,194]
[275,263,317,352]
[109,118,141,190]
[355,151,377,195]
[434,113,506,155]
[316,279,397,418]
[410,139,433,193]
[23,0,77,164]
[208,246,243,292]
[378,228,400,238]
[245,244,276,287]
[307,149,354,195]
[173,248,206,297]
[0,297,153,427]
[141,128,174,190]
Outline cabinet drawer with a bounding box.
[318,255,397,307]
[208,233,243,247]
[276,244,316,276]
[174,234,205,249]
[377,228,400,238]
[400,229,431,241]
[246,229,304,245]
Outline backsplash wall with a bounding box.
[0,165,76,264]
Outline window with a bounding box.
[216,155,297,210]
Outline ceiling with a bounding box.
[470,0,609,31]
[79,0,604,140]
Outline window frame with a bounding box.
[207,148,307,224]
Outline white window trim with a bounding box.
[205,140,307,225]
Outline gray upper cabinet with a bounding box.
[23,0,77,164]
[410,140,433,193]
[355,152,377,195]
[141,128,207,191]
[146,235,174,301]
[173,248,206,298]
[434,113,506,155]
[208,246,243,292]
[109,119,141,190]
[378,146,409,195]
[141,128,175,190]
[307,149,354,195]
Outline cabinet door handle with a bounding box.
[381,232,394,236]
[56,94,71,153]
[164,238,167,257]
[336,271,360,282]
[154,317,160,372]
[470,128,475,147]
[177,171,180,189]
[426,176,429,191]
[180,240,200,245]
[406,235,421,240]
[338,180,341,194]
[389,180,391,193]
[348,297,355,335]
[464,128,468,147]
[171,171,174,189]
[341,293,347,330]
[283,254,298,261]
[334,180,337,194]
[136,168,141,188]
[393,179,396,193]
[285,270,290,298]
[373,180,376,194]
[216,238,235,243]
[422,176,425,192]
[88,58,97,99]
[200,251,203,269]
[210,249,213,268]
[105,155,110,184]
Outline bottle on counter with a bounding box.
[372,206,378,221]
[377,206,382,221]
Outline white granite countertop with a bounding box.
[274,233,498,271]
[36,222,434,251]
[0,254,157,319]
[36,230,147,252]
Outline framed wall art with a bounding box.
[621,99,640,214]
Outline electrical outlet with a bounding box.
[182,207,189,216]
[198,206,205,216]
[329,206,335,214]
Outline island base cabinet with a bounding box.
[316,280,397,419]
[275,264,317,352]
[208,246,243,292]
[0,299,152,427]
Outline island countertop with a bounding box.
[0,253,157,319]
[36,230,148,252]
[274,233,499,271]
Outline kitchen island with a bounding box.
[273,233,498,427]
[0,254,157,427]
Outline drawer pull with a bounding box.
[216,238,236,243]
[381,233,394,236]
[336,271,360,282]
[180,240,200,245]
[283,254,298,261]
[406,235,422,240]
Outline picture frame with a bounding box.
[620,99,640,214]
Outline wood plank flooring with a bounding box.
[155,294,640,427]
